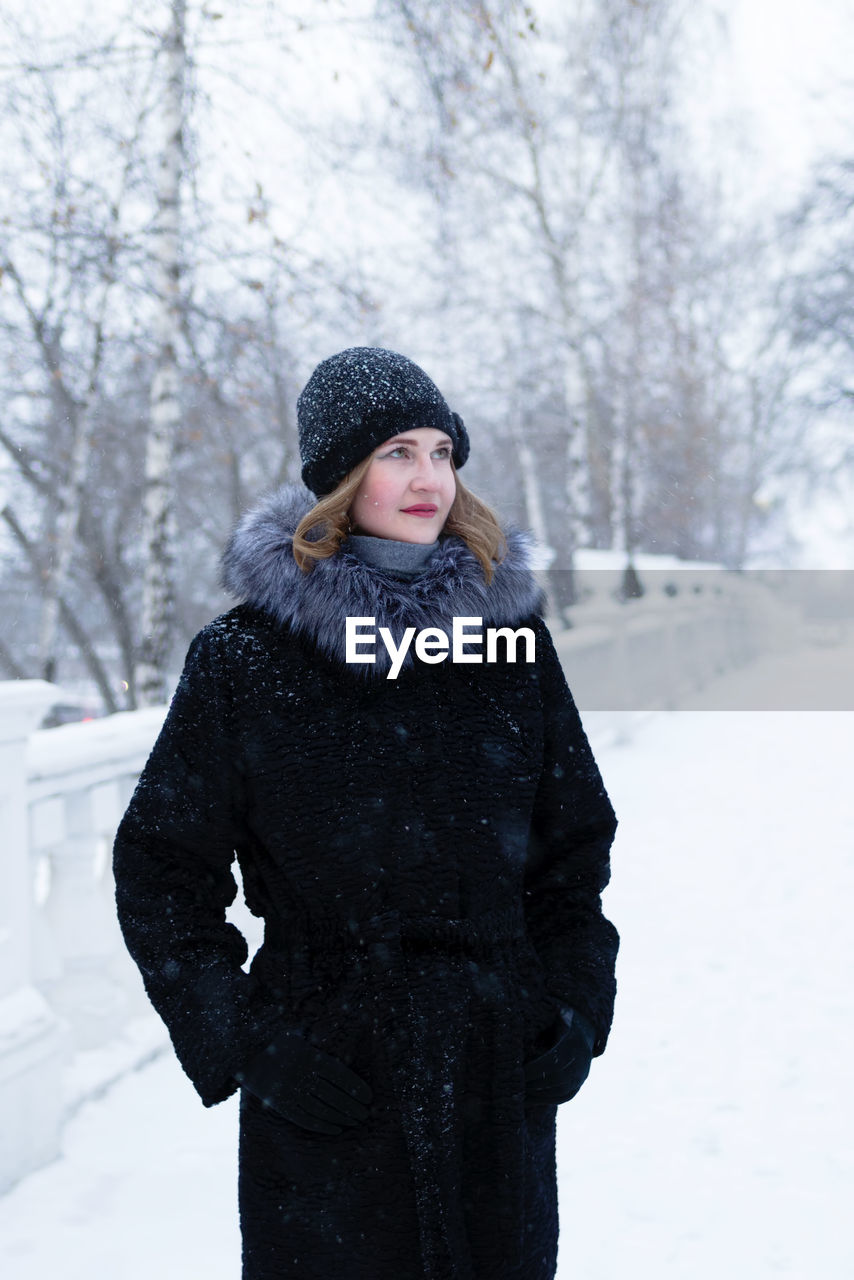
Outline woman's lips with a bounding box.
[401,506,438,517]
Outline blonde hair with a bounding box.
[293,459,508,585]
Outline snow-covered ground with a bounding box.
[1,679,852,1277]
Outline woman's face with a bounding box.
[348,427,457,542]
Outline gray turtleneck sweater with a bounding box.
[345,533,440,579]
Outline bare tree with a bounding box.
[371,0,801,576]
[135,0,188,705]
[784,155,854,444]
[0,1,388,702]
[373,0,698,585]
[0,4,160,693]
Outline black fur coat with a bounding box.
[113,485,619,1280]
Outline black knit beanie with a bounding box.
[297,347,470,497]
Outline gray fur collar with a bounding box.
[221,484,546,677]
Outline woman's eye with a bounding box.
[384,445,451,459]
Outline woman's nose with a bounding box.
[411,455,437,488]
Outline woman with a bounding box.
[113,346,619,1280]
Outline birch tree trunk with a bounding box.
[514,432,550,556]
[136,0,188,706]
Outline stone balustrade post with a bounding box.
[0,681,67,1194]
[40,785,128,1051]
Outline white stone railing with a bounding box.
[0,687,167,1195]
[27,705,169,1048]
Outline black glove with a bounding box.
[235,1029,373,1135]
[524,1007,595,1105]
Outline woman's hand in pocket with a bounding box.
[236,1029,373,1135]
[524,1008,595,1105]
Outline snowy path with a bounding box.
[1,708,852,1279]
[561,709,853,1279]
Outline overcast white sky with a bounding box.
[712,0,851,200]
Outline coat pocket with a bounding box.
[238,1084,356,1187]
[517,935,565,1054]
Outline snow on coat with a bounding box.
[113,483,619,1280]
